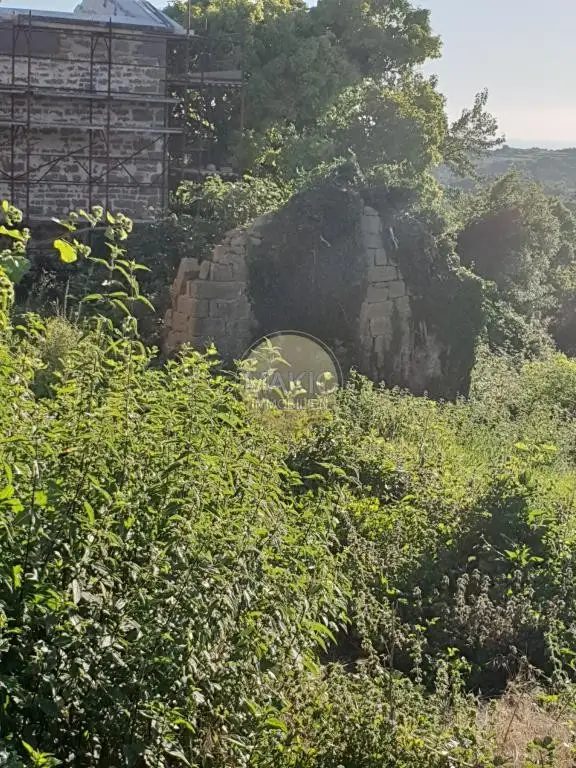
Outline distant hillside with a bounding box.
[437,145,576,198]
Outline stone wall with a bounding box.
[357,205,443,394]
[162,202,447,395]
[163,220,261,361]
[0,21,170,220]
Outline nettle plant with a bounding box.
[0,204,350,767]
[0,202,147,325]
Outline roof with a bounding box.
[75,0,184,32]
[0,0,186,33]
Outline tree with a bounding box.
[442,89,504,178]
[164,0,500,183]
[454,172,576,357]
[457,172,561,319]
[547,198,576,355]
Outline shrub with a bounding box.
[3,202,576,766]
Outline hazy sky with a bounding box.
[3,0,575,148]
[421,0,576,148]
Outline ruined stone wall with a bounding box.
[0,22,169,220]
[357,205,443,394]
[163,220,261,361]
[162,203,446,394]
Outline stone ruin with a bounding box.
[162,182,480,398]
[163,219,260,363]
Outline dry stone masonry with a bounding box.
[163,219,263,361]
[163,200,447,394]
[357,205,443,393]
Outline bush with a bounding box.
[3,203,576,766]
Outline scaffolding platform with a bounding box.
[0,4,243,222]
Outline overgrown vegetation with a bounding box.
[3,198,576,765]
[16,0,576,365]
[4,0,576,764]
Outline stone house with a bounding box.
[0,0,238,221]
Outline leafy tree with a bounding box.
[247,74,448,181]
[455,173,576,356]
[457,172,562,319]
[165,0,501,184]
[442,88,505,178]
[547,198,576,354]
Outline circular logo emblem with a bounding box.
[240,330,342,408]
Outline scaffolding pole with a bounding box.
[0,13,244,221]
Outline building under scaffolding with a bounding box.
[0,0,243,222]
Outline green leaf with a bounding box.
[84,500,95,525]
[308,621,336,644]
[0,225,23,240]
[264,717,288,734]
[137,295,155,311]
[71,579,81,604]
[12,564,22,589]
[33,490,48,508]
[52,217,75,231]
[53,238,78,263]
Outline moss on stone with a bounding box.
[365,190,485,398]
[246,173,486,399]
[246,179,367,373]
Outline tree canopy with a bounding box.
[165,0,501,183]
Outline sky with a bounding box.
[3,0,576,149]
[421,0,576,149]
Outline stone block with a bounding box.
[199,260,211,280]
[232,262,248,281]
[188,281,243,301]
[373,247,389,266]
[362,212,382,236]
[195,299,210,318]
[189,316,227,338]
[388,280,407,299]
[212,245,228,263]
[176,294,197,315]
[230,233,246,249]
[368,265,398,283]
[169,330,187,345]
[366,283,389,303]
[372,335,389,366]
[210,298,238,318]
[177,296,209,318]
[228,251,246,267]
[369,314,393,339]
[393,295,411,315]
[211,263,235,282]
[171,312,189,333]
[359,299,390,325]
[362,231,384,250]
[175,257,200,281]
[172,257,200,297]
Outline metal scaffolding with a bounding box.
[0,10,243,221]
